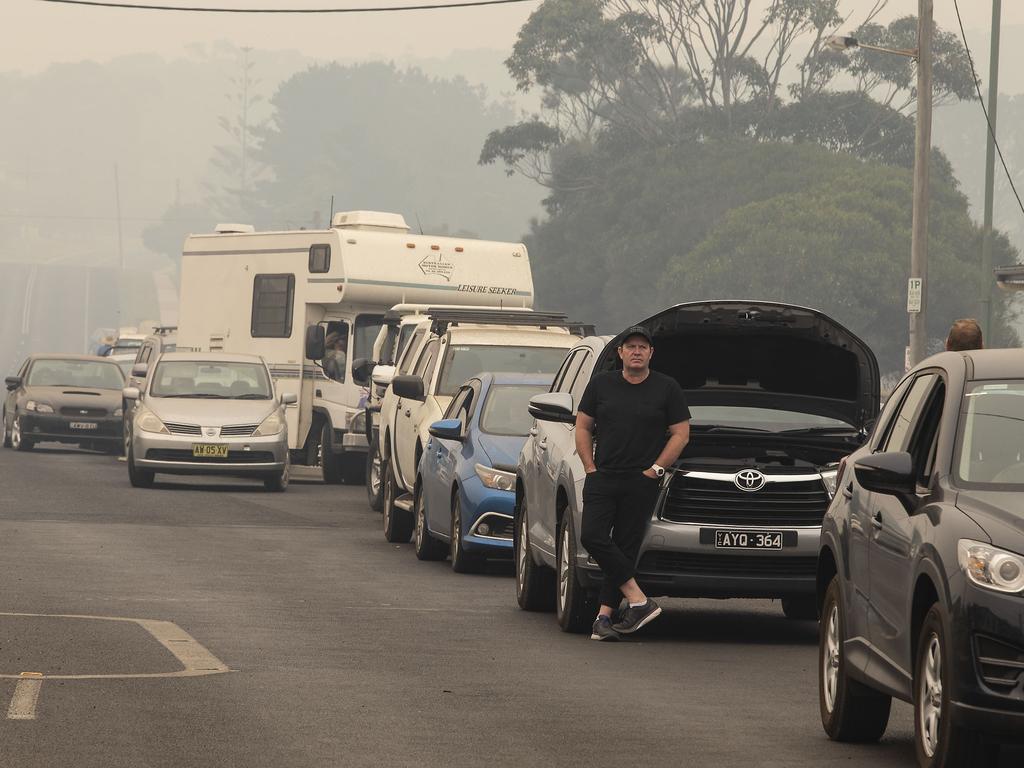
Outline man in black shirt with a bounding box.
[576,325,691,640]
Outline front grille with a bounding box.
[164,422,202,436]
[474,514,513,539]
[662,473,829,526]
[60,407,107,417]
[975,634,1024,692]
[220,424,259,437]
[144,449,276,464]
[638,551,817,578]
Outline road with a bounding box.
[0,444,1019,767]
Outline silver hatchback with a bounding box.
[123,352,296,491]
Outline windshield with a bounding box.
[437,345,569,396]
[150,361,273,399]
[111,339,143,355]
[27,359,124,389]
[956,380,1024,487]
[396,324,416,365]
[480,384,550,436]
[116,360,134,377]
[689,406,853,432]
[354,314,384,361]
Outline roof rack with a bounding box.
[151,325,178,335]
[425,308,594,337]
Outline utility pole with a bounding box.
[908,0,933,368]
[114,163,125,327]
[979,0,1002,341]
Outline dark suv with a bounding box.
[817,349,1024,767]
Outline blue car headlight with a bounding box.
[475,463,516,492]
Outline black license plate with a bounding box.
[699,529,798,549]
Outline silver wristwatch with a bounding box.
[651,464,665,477]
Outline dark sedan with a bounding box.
[817,349,1024,767]
[3,355,125,453]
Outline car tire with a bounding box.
[366,438,384,512]
[320,422,345,484]
[11,415,33,452]
[413,479,447,561]
[450,493,484,574]
[2,409,11,448]
[914,604,993,768]
[556,513,597,633]
[382,458,413,543]
[264,454,290,493]
[341,453,366,485]
[782,596,818,621]
[819,576,891,742]
[515,496,555,612]
[127,442,154,489]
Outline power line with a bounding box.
[40,0,536,13]
[951,0,1024,218]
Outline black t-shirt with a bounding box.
[578,370,691,472]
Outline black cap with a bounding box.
[619,325,653,345]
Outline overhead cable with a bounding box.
[39,0,536,12]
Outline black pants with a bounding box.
[580,470,661,609]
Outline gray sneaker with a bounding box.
[590,615,620,641]
[611,599,662,634]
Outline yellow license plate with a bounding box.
[192,444,229,458]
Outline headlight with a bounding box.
[25,400,54,414]
[958,539,1024,594]
[475,463,516,492]
[349,411,367,434]
[820,467,839,499]
[136,407,169,435]
[253,410,285,437]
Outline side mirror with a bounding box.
[305,325,326,361]
[4,376,21,391]
[371,364,396,388]
[528,392,575,424]
[392,374,425,401]
[428,418,464,442]
[854,452,915,496]
[280,392,298,406]
[351,358,376,387]
[122,387,141,401]
[131,362,149,378]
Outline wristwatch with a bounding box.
[650,464,665,477]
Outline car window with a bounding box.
[480,383,551,436]
[150,361,273,399]
[871,375,915,451]
[568,352,593,406]
[956,380,1024,487]
[321,320,350,383]
[26,359,124,390]
[914,381,946,486]
[414,339,439,383]
[398,329,426,375]
[444,386,471,420]
[882,374,937,453]
[551,350,582,393]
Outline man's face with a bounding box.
[618,336,652,371]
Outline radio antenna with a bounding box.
[415,212,424,235]
[329,194,335,225]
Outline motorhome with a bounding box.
[176,211,535,483]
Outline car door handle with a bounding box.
[404,409,411,417]
[872,511,883,530]
[529,427,538,437]
[842,483,853,500]
[538,439,548,451]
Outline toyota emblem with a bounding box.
[205,428,217,437]
[733,469,766,492]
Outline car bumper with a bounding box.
[132,430,288,475]
[329,428,367,455]
[459,481,515,555]
[21,413,122,444]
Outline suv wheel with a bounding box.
[819,575,891,742]
[2,409,11,448]
[556,514,596,633]
[450,494,484,573]
[366,438,384,511]
[515,496,554,611]
[11,415,33,452]
[320,422,345,484]
[413,479,446,561]
[782,596,817,621]
[382,458,413,543]
[914,605,992,767]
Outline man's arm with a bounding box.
[574,411,597,474]
[643,420,690,478]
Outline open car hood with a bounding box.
[597,301,879,430]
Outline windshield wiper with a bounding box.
[778,426,860,435]
[693,425,772,433]
[234,393,272,400]
[159,393,229,399]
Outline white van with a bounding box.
[176,211,535,483]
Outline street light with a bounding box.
[826,0,933,370]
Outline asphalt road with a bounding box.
[0,444,1019,767]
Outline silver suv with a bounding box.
[514,301,878,633]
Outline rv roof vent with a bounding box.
[331,211,410,233]
[214,223,255,234]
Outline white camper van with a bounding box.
[176,211,535,483]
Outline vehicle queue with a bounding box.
[3,214,1022,768]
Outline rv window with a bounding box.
[322,321,349,383]
[251,274,295,338]
[309,244,331,273]
[354,315,385,362]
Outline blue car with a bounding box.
[414,372,555,572]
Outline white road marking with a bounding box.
[7,673,43,720]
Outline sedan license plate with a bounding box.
[192,443,229,458]
[715,530,784,550]
[69,422,97,430]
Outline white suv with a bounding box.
[377,309,587,542]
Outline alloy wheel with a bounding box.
[517,514,529,595]
[823,602,840,713]
[414,492,425,550]
[558,524,570,614]
[451,503,462,561]
[11,416,22,450]
[919,633,943,758]
[370,450,382,498]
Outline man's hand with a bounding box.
[642,468,658,479]
[585,466,597,474]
